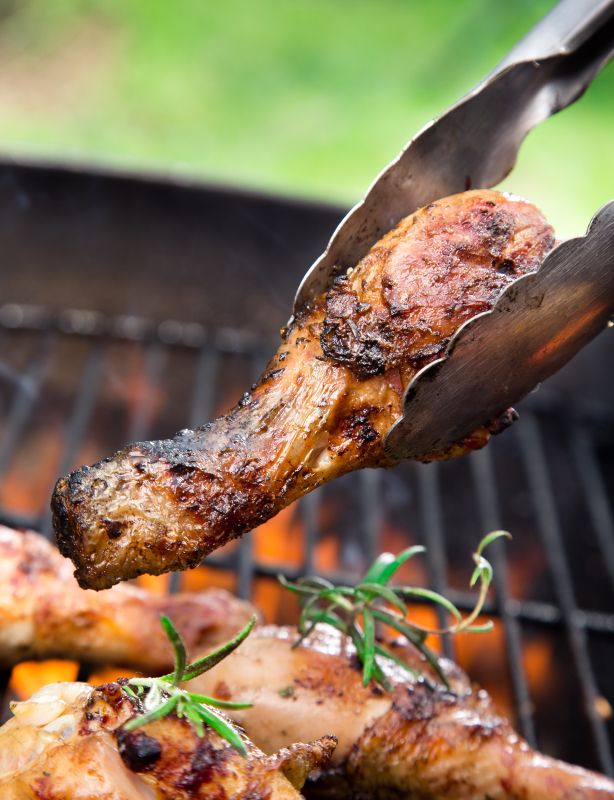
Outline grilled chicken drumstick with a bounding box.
[52,190,555,589]
[0,526,254,671]
[193,625,614,800]
[0,680,336,799]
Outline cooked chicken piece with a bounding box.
[52,190,555,589]
[193,625,614,800]
[0,680,336,799]
[0,525,254,671]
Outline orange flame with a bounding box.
[10,661,79,700]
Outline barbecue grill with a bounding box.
[0,159,613,778]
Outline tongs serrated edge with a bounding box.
[291,0,614,460]
[385,200,614,459]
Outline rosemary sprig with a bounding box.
[121,614,257,755]
[279,531,509,692]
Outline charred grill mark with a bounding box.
[101,518,123,539]
[476,208,513,253]
[265,368,285,381]
[497,258,516,274]
[391,685,447,723]
[321,318,389,378]
[176,737,232,792]
[338,406,379,446]
[321,278,392,379]
[116,729,163,772]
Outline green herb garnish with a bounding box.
[279,531,509,692]
[121,614,257,755]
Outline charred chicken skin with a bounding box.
[0,680,336,799]
[52,190,556,589]
[193,625,614,800]
[0,525,254,671]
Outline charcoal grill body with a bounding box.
[0,159,613,774]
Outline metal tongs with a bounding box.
[293,0,614,460]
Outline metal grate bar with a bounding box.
[237,536,255,600]
[470,447,537,746]
[39,343,106,538]
[570,426,614,592]
[415,463,454,660]
[168,567,183,595]
[128,342,168,443]
[0,668,13,725]
[517,414,613,775]
[0,332,56,480]
[189,344,220,428]
[0,509,41,530]
[300,490,320,576]
[357,469,381,569]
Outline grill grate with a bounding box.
[0,303,613,774]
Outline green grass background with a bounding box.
[0,0,611,236]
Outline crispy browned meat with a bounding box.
[0,679,336,798]
[52,190,555,589]
[0,525,254,671]
[193,625,614,800]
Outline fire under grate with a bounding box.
[0,301,613,775]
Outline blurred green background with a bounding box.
[0,0,611,237]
